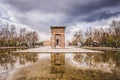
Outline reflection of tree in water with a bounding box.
[18,53,38,65]
[0,49,38,71]
[74,51,120,78]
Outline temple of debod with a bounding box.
[51,26,65,49]
[15,26,101,53]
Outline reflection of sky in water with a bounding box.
[0,52,120,79]
[38,53,88,68]
[0,53,113,73]
[65,53,88,68]
[38,53,50,59]
[0,52,38,76]
[0,60,31,72]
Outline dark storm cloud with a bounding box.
[1,0,68,13]
[74,10,120,22]
[86,11,120,22]
[69,0,120,16]
[1,0,120,23]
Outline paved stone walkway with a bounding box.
[15,46,102,53]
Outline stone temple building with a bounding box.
[50,26,66,49]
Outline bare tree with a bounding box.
[25,31,31,47]
[25,31,39,47]
[19,28,26,46]
[0,22,39,47]
[85,27,93,46]
[92,28,103,46]
[1,23,10,46]
[9,24,17,46]
[73,30,83,46]
[110,20,120,48]
[31,31,39,46]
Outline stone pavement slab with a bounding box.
[14,46,102,53]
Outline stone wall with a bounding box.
[43,41,51,46]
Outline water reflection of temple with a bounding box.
[51,53,65,73]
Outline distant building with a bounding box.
[43,40,51,46]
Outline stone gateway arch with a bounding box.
[50,26,66,49]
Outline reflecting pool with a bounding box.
[0,49,120,80]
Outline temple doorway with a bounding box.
[55,34,61,47]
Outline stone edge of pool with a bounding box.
[13,46,103,53]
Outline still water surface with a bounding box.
[0,49,120,80]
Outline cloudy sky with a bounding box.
[0,0,120,41]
